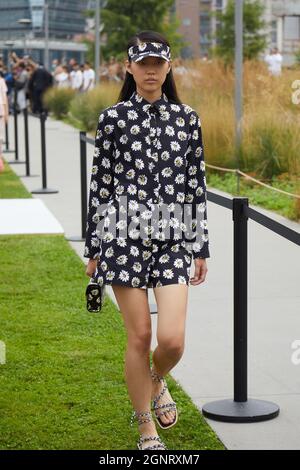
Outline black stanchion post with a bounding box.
[3,120,14,153]
[14,102,18,161]
[80,131,87,239]
[234,197,248,402]
[41,110,47,188]
[31,112,58,194]
[23,107,30,176]
[201,197,280,422]
[9,100,25,164]
[5,121,8,150]
[2,120,13,154]
[68,131,88,242]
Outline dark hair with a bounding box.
[116,30,181,105]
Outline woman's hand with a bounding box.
[190,258,208,285]
[86,258,98,277]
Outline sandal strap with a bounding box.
[152,401,177,412]
[138,443,167,450]
[154,408,177,418]
[138,435,163,444]
[151,368,164,383]
[152,379,177,409]
[151,379,177,416]
[137,435,167,450]
[152,380,168,404]
[130,409,153,427]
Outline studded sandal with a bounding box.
[151,368,178,429]
[130,409,167,450]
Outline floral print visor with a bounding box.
[128,41,171,62]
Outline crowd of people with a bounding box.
[0,46,285,173]
[0,52,53,115]
[52,56,125,90]
[0,52,127,172]
[52,59,96,91]
[0,52,127,118]
[0,46,284,120]
[0,52,200,117]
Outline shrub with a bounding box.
[68,84,120,132]
[43,87,76,119]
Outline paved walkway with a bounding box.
[4,113,300,450]
[0,198,64,234]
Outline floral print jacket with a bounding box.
[83,90,210,260]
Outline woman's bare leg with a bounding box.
[151,284,189,424]
[112,284,160,449]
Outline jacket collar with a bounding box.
[129,89,169,114]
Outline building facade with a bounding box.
[172,0,228,59]
[0,0,88,68]
[172,0,300,64]
[263,0,300,65]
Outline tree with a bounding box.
[211,0,267,65]
[84,0,185,63]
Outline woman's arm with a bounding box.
[83,109,115,260]
[185,110,210,260]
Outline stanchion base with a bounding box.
[67,236,85,242]
[21,174,40,178]
[202,398,280,423]
[6,160,25,164]
[31,188,59,194]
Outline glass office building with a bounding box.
[0,0,87,40]
[0,0,88,65]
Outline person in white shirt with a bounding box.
[82,61,95,92]
[264,47,283,76]
[70,62,83,91]
[55,65,71,88]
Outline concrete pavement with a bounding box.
[0,198,64,234]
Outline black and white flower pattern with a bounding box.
[128,42,171,62]
[84,90,210,288]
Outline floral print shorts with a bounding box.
[94,236,193,289]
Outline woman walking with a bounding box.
[84,30,210,450]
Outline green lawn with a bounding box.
[0,162,226,450]
[0,158,32,199]
[0,234,225,450]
